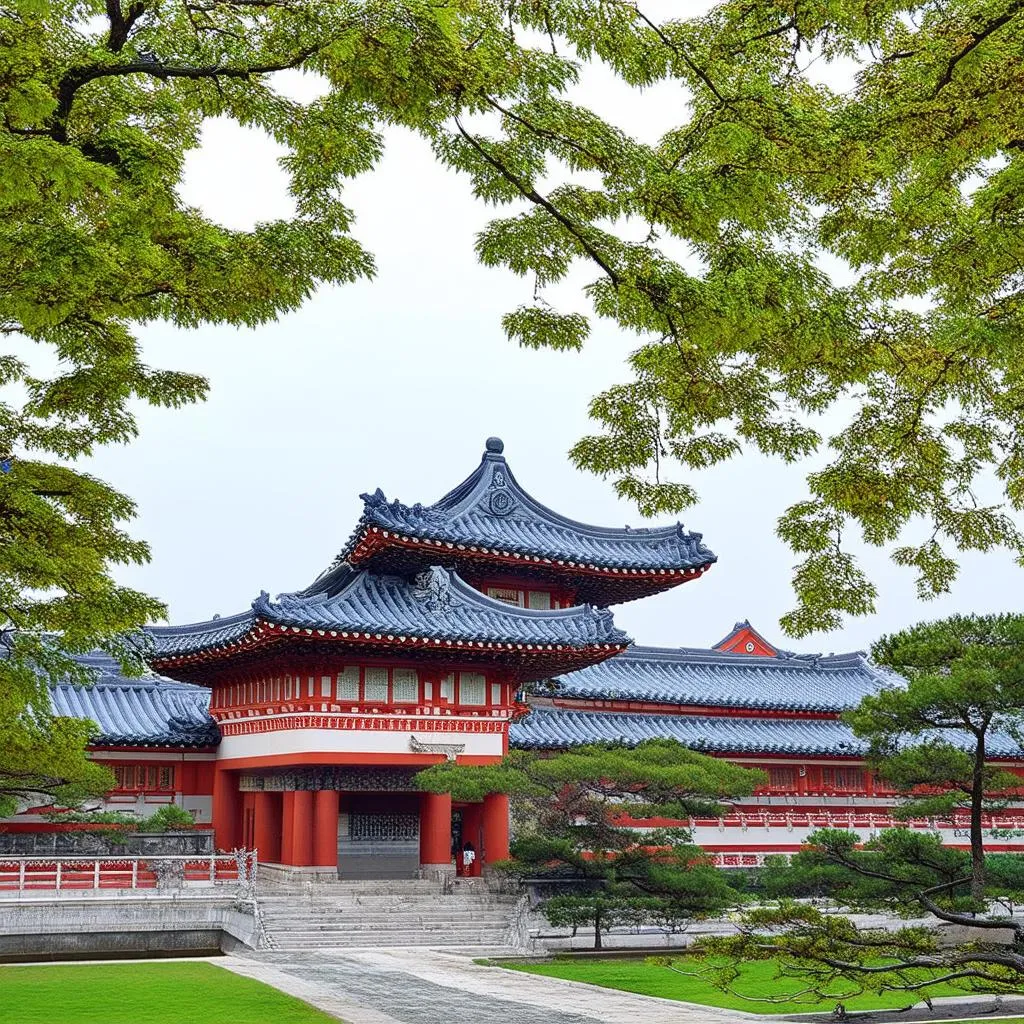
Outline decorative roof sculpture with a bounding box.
[327,437,716,607]
[147,565,630,681]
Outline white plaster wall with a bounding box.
[217,727,503,761]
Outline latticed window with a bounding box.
[487,586,522,606]
[337,667,360,701]
[364,667,389,702]
[459,672,486,705]
[440,674,455,702]
[527,590,552,610]
[111,764,174,791]
[823,767,866,792]
[350,813,419,842]
[321,675,332,697]
[392,668,418,703]
[767,766,797,791]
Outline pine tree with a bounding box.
[693,615,1024,1000]
[417,739,764,948]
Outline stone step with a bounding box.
[262,910,512,919]
[261,907,511,918]
[264,913,513,922]
[260,921,512,929]
[261,907,511,919]
[258,883,442,895]
[268,936,509,949]
[268,933,510,943]
[260,901,512,909]
[262,901,509,909]
[260,897,512,905]
[241,945,522,960]
[253,877,518,950]
[266,924,510,936]
[260,917,507,933]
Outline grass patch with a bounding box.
[501,957,1000,1015]
[0,961,337,1024]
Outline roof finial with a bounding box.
[485,436,505,455]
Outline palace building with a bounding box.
[12,439,1024,873]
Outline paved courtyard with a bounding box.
[221,948,756,1024]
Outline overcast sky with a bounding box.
[81,36,1023,657]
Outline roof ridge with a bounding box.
[367,439,704,543]
[269,565,632,632]
[607,644,872,668]
[146,609,253,635]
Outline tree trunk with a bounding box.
[594,906,603,950]
[970,733,986,902]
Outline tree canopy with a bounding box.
[417,739,764,947]
[473,0,1024,636]
[693,614,1024,998]
[2,0,567,807]
[4,0,1023,670]
[6,0,1024,798]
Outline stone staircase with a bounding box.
[255,879,520,951]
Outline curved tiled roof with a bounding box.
[547,645,893,712]
[147,566,630,660]
[511,706,1024,757]
[512,706,865,754]
[51,654,218,748]
[333,438,715,576]
[265,566,628,646]
[148,610,255,658]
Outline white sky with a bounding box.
[81,33,1024,657]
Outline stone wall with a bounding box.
[0,895,258,960]
[0,830,214,857]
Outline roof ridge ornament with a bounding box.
[413,565,452,611]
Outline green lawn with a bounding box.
[0,961,337,1024]
[502,957,1004,1015]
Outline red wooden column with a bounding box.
[313,790,340,869]
[254,791,281,863]
[482,793,510,865]
[211,768,240,852]
[419,791,452,873]
[241,792,256,850]
[291,790,314,866]
[280,791,296,865]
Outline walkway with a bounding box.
[221,948,757,1024]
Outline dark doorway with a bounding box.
[337,793,420,880]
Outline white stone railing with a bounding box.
[691,811,1024,831]
[0,851,256,894]
[709,852,772,868]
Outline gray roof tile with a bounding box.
[50,654,217,748]
[511,706,1024,757]
[337,439,715,573]
[548,645,894,712]
[147,566,629,659]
